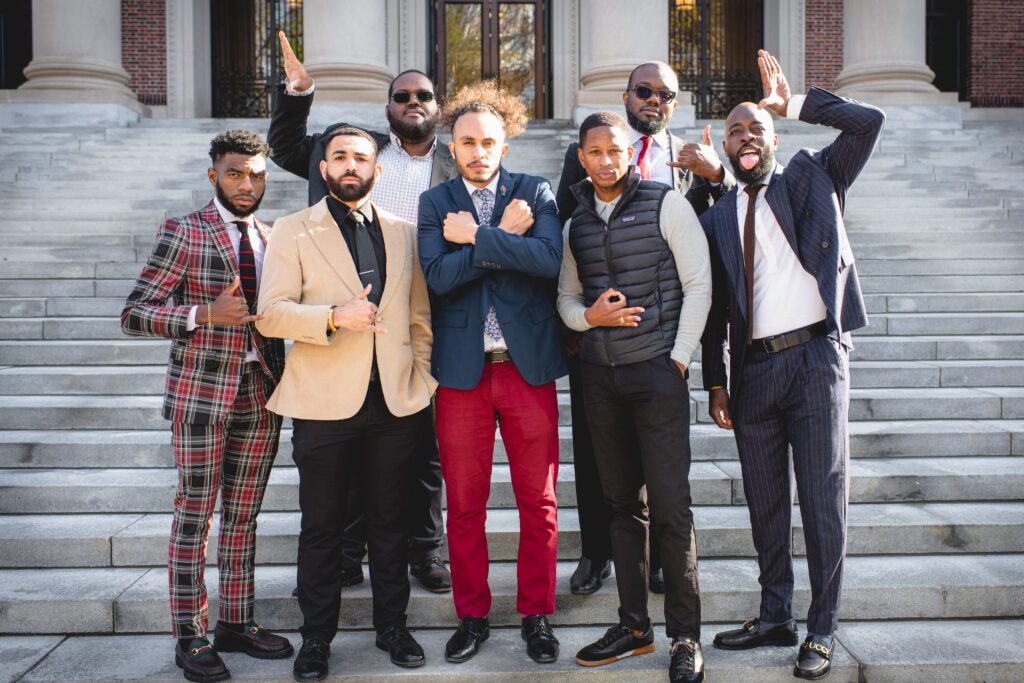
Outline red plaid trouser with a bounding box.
[168,364,282,639]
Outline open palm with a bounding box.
[757,49,791,117]
[278,30,312,93]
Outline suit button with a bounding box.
[821,240,830,248]
[806,208,813,217]
[489,283,496,291]
[480,317,485,324]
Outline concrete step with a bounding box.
[4,501,1021,569]
[2,554,1022,633]
[856,258,1024,276]
[860,312,1024,336]
[1,457,1019,514]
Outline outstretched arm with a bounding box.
[267,31,318,180]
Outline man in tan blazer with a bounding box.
[256,126,437,679]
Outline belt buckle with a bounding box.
[758,337,775,354]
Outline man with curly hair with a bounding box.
[122,130,293,683]
[417,81,566,665]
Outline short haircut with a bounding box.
[321,126,378,161]
[579,111,630,146]
[441,79,529,138]
[626,61,678,90]
[208,129,272,164]
[388,69,433,99]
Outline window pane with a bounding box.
[445,4,482,98]
[498,3,536,115]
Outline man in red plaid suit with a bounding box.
[121,130,292,683]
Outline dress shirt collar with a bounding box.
[736,162,782,194]
[326,194,374,226]
[462,172,501,200]
[630,125,670,151]
[387,130,438,157]
[213,196,255,229]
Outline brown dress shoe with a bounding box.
[410,557,452,593]
[213,622,294,660]
[174,638,230,683]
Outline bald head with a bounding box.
[627,61,679,91]
[726,101,776,134]
[722,101,779,184]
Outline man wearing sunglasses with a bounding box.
[553,61,734,600]
[268,31,456,596]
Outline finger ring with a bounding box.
[618,316,624,325]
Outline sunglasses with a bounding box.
[630,85,676,104]
[391,90,435,104]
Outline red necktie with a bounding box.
[234,220,258,314]
[637,136,652,180]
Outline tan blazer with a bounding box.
[256,198,437,420]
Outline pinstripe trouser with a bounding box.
[168,363,282,639]
[731,334,850,636]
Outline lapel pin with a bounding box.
[500,185,507,196]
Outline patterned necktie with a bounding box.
[473,188,503,343]
[233,220,258,314]
[742,184,765,344]
[637,135,653,180]
[351,211,383,306]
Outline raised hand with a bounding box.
[583,288,645,328]
[332,284,386,334]
[497,199,534,235]
[757,49,791,117]
[443,211,479,244]
[208,277,263,325]
[667,124,726,183]
[278,30,312,93]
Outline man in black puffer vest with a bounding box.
[558,112,711,683]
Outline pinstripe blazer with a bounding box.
[700,87,885,409]
[121,201,286,424]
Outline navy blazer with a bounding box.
[418,167,567,390]
[700,86,885,411]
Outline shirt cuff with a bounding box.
[286,82,315,96]
[186,305,199,331]
[786,94,806,120]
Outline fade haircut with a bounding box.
[208,129,272,164]
[441,79,529,138]
[388,69,433,99]
[579,111,630,146]
[321,126,379,161]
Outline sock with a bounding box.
[756,618,786,629]
[219,621,246,633]
[178,637,195,651]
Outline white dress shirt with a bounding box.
[187,197,265,361]
[630,126,674,187]
[464,175,509,352]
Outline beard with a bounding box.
[326,170,375,203]
[727,145,775,184]
[387,106,439,143]
[215,181,263,218]
[626,107,669,136]
[456,157,500,186]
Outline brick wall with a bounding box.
[121,0,166,106]
[804,0,843,90]
[969,0,1024,107]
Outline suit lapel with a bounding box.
[765,165,799,256]
[668,133,691,193]
[374,205,407,313]
[301,198,365,296]
[430,143,457,187]
[253,218,270,247]
[450,176,480,221]
[201,201,239,281]
[715,189,749,326]
[488,168,515,222]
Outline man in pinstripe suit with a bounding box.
[700,51,884,680]
[122,130,292,683]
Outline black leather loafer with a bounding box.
[794,635,833,679]
[570,557,612,595]
[174,638,230,683]
[669,637,705,682]
[575,623,655,667]
[649,567,666,594]
[375,624,426,668]
[292,637,330,681]
[213,622,293,660]
[445,616,489,663]
[410,556,452,593]
[713,618,798,650]
[521,615,559,663]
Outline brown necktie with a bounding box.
[742,184,765,344]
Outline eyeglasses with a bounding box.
[629,85,676,104]
[391,90,435,104]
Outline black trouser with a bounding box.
[582,353,701,639]
[292,380,431,640]
[339,416,443,568]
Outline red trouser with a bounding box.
[435,360,560,618]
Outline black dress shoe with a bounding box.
[292,637,330,681]
[410,556,452,593]
[521,615,559,663]
[669,637,705,683]
[575,623,655,666]
[649,567,665,594]
[794,635,834,680]
[713,618,798,650]
[375,624,426,668]
[570,557,612,595]
[213,622,294,660]
[445,616,489,663]
[291,564,364,597]
[174,638,230,683]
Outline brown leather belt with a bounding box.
[485,350,513,364]
[748,321,828,355]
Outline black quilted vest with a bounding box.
[568,172,683,366]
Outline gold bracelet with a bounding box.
[206,304,212,328]
[709,385,724,391]
[327,305,338,334]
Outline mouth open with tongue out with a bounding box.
[738,146,761,171]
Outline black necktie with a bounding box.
[742,184,765,345]
[351,211,383,306]
[234,220,258,314]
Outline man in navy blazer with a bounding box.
[701,51,884,680]
[417,83,566,666]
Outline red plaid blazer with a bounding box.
[121,201,286,424]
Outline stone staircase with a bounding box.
[1,111,1023,682]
